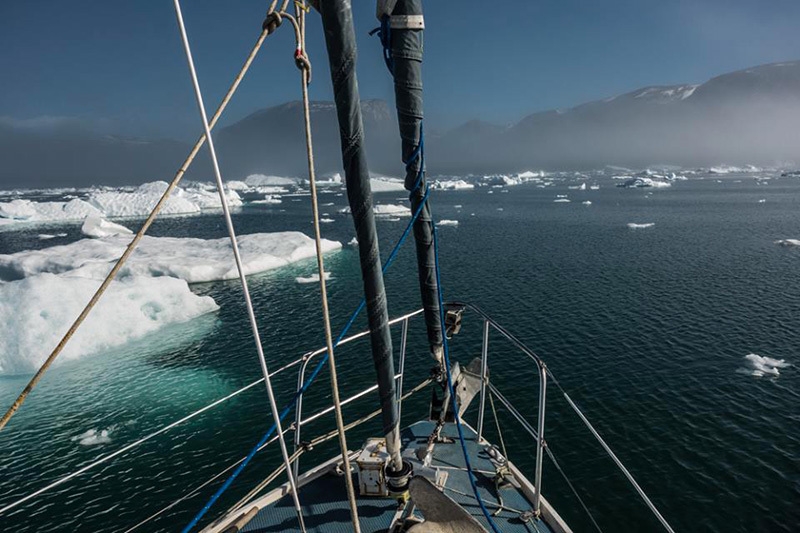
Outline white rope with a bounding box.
[294,4,361,531]
[171,2,306,531]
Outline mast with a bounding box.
[379,0,444,362]
[317,0,403,471]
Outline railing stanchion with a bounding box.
[476,319,490,441]
[293,355,312,479]
[533,364,547,516]
[397,317,409,423]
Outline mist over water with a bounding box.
[0,171,799,532]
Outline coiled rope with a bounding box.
[171,1,305,531]
[0,2,289,433]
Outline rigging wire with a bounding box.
[171,1,305,531]
[294,3,361,531]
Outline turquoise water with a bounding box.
[1,176,799,532]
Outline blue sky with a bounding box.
[2,0,799,139]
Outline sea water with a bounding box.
[0,171,798,532]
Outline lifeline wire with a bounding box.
[171,1,305,531]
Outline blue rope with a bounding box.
[182,186,431,533]
[368,15,394,74]
[423,143,501,532]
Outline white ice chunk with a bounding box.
[743,353,790,377]
[627,223,655,229]
[438,220,459,226]
[295,272,331,284]
[81,217,133,238]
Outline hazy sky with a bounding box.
[2,0,799,139]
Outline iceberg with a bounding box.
[370,177,406,192]
[0,273,219,375]
[0,232,342,284]
[432,179,475,190]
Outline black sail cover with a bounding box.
[387,0,444,359]
[318,0,402,469]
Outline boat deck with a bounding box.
[237,421,559,533]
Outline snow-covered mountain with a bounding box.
[3,61,800,187]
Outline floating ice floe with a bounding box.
[245,174,300,187]
[81,217,133,238]
[627,223,655,229]
[0,181,244,227]
[758,199,766,203]
[438,220,459,226]
[742,353,790,377]
[320,218,335,224]
[0,232,342,284]
[252,195,282,205]
[582,201,592,205]
[616,177,671,189]
[0,273,218,375]
[370,176,406,192]
[348,237,358,247]
[432,179,475,190]
[708,165,761,175]
[295,272,332,284]
[590,184,600,190]
[775,239,800,247]
[554,198,571,203]
[568,183,587,190]
[0,197,102,223]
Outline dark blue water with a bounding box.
[1,176,798,532]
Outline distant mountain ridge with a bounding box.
[2,60,800,188]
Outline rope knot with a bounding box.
[262,11,282,34]
[294,48,312,84]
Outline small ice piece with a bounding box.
[432,179,475,190]
[320,218,335,223]
[758,199,766,203]
[348,237,358,247]
[72,428,113,446]
[743,353,790,377]
[554,199,571,203]
[438,220,458,226]
[776,239,800,247]
[38,233,67,240]
[627,223,655,229]
[295,272,332,284]
[252,195,282,205]
[454,205,462,209]
[590,184,600,190]
[81,217,133,238]
[582,201,592,205]
[497,208,504,211]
